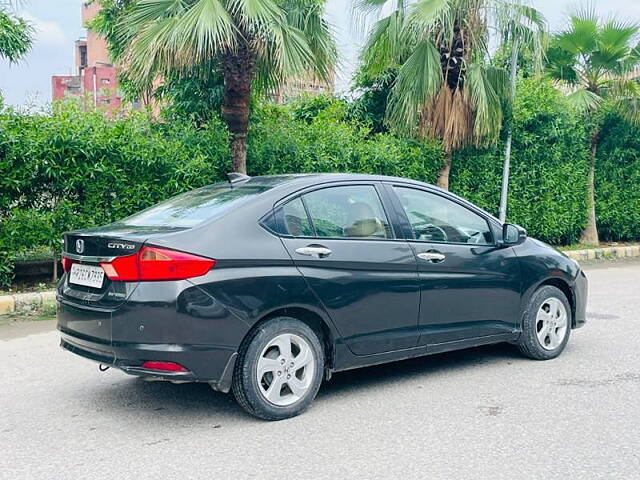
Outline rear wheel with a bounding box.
[232,317,324,420]
[517,285,571,360]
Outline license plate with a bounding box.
[69,263,105,289]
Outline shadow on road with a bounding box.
[86,342,523,422]
[320,342,522,398]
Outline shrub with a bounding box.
[0,102,230,287]
[595,111,640,242]
[451,78,590,245]
[248,104,443,182]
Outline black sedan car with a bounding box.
[58,173,587,420]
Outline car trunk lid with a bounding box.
[58,226,187,344]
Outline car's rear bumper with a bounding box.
[56,280,245,392]
[59,328,237,391]
[573,269,588,329]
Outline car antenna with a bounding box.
[227,172,250,188]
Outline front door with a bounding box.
[390,185,521,346]
[276,184,420,356]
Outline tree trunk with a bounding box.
[221,46,255,174]
[580,129,600,245]
[437,151,452,190]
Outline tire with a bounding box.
[517,285,572,360]
[232,316,325,420]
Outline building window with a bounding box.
[78,45,87,69]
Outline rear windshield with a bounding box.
[120,183,271,228]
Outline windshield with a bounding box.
[120,182,271,228]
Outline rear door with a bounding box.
[387,185,521,346]
[275,183,420,356]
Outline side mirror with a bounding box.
[502,223,527,246]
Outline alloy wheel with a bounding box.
[535,297,568,350]
[256,333,316,406]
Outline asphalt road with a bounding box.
[2,259,640,480]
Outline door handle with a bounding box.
[417,252,446,263]
[295,246,332,258]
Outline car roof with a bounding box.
[245,173,438,190]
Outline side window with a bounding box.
[303,185,392,239]
[278,197,313,237]
[394,187,493,245]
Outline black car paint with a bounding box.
[57,174,587,392]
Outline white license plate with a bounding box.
[69,263,105,289]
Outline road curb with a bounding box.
[0,245,638,316]
[563,245,640,262]
[0,290,56,316]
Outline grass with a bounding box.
[10,246,55,262]
[558,244,599,251]
[558,241,639,251]
[0,281,57,296]
[0,310,56,327]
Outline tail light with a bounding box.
[99,246,215,282]
[62,256,76,272]
[141,361,188,372]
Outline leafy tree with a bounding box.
[356,0,543,190]
[114,0,337,174]
[0,1,33,63]
[546,7,640,244]
[348,67,396,134]
[92,1,222,122]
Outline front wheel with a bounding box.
[232,317,324,420]
[517,286,571,360]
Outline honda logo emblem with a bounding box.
[76,239,84,254]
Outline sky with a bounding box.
[1,0,640,107]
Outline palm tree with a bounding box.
[119,0,336,174]
[0,1,33,63]
[546,8,640,245]
[355,0,544,191]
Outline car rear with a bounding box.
[57,177,298,387]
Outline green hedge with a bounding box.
[451,78,590,245]
[248,103,443,181]
[595,112,640,242]
[1,78,639,288]
[0,103,230,287]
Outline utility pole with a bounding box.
[499,38,519,223]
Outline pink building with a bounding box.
[51,2,122,114]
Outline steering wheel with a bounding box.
[418,224,448,242]
[466,230,482,244]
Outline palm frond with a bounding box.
[556,6,598,54]
[360,11,405,76]
[495,1,546,72]
[351,0,396,38]
[566,88,603,112]
[175,0,237,59]
[617,97,640,125]
[598,19,639,52]
[269,21,313,77]
[284,1,337,83]
[228,0,284,36]
[466,63,504,145]
[386,39,442,134]
[408,0,450,29]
